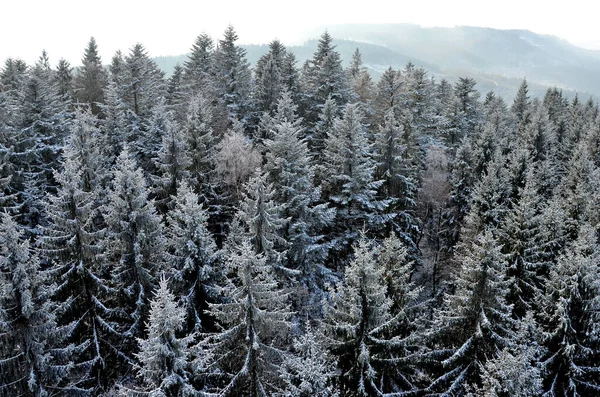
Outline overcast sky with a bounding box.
[3,0,600,66]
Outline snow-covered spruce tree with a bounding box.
[320,103,390,263]
[425,230,514,396]
[151,102,191,212]
[511,79,531,127]
[136,97,176,177]
[263,92,335,316]
[468,312,543,397]
[400,64,437,139]
[199,241,292,396]
[212,25,253,122]
[12,52,70,229]
[231,167,287,263]
[278,322,338,397]
[373,67,402,125]
[42,144,112,391]
[99,80,136,171]
[182,93,217,197]
[496,169,551,319]
[74,37,107,115]
[539,224,600,396]
[54,58,73,100]
[373,108,420,248]
[101,147,165,361]
[0,212,86,396]
[68,106,104,192]
[254,40,288,115]
[166,181,218,334]
[322,237,414,396]
[122,43,166,118]
[129,277,197,397]
[302,31,350,127]
[442,77,481,148]
[183,33,214,97]
[310,94,339,162]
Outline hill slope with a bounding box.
[154,24,600,101]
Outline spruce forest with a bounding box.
[2,26,600,397]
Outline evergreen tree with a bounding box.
[320,103,389,261]
[278,322,338,397]
[42,144,110,391]
[511,79,531,126]
[426,231,514,396]
[166,181,217,334]
[213,25,253,122]
[322,238,410,396]
[55,58,73,100]
[302,31,349,127]
[263,93,335,314]
[131,277,197,396]
[101,147,165,360]
[0,213,85,396]
[540,225,600,396]
[183,33,214,96]
[199,241,292,396]
[74,37,107,115]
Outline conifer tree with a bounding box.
[199,241,292,396]
[425,231,514,396]
[213,25,253,122]
[278,322,338,397]
[320,103,389,260]
[166,181,217,334]
[539,225,600,396]
[132,277,197,396]
[0,213,85,396]
[183,33,214,96]
[302,31,349,126]
[101,147,165,358]
[42,144,111,391]
[75,37,107,115]
[322,238,411,396]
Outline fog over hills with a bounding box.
[156,24,600,101]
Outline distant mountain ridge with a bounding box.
[154,24,600,101]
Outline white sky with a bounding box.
[2,0,600,66]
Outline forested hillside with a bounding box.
[1,26,600,396]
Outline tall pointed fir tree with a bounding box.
[153,104,191,213]
[511,79,531,127]
[183,93,218,203]
[322,237,415,396]
[319,103,389,265]
[231,168,287,265]
[254,40,288,115]
[310,94,339,162]
[263,92,335,316]
[129,277,197,396]
[302,31,349,127]
[425,231,514,396]
[122,43,166,119]
[74,37,107,115]
[213,25,253,123]
[54,58,73,100]
[0,213,85,396]
[41,144,112,392]
[198,241,292,396]
[373,108,420,249]
[101,147,165,368]
[442,77,481,147]
[539,224,600,396]
[166,181,218,334]
[183,33,214,97]
[12,52,70,229]
[373,67,402,125]
[278,322,338,397]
